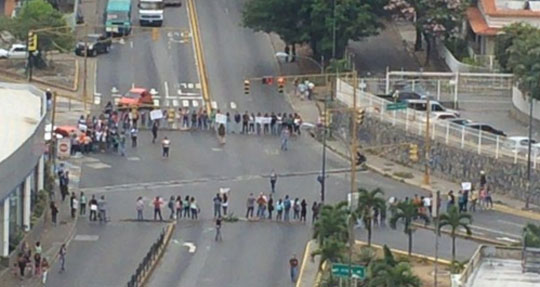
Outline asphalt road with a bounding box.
[96,2,201,109]
[44,0,539,286]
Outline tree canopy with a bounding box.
[0,0,74,52]
[242,0,385,60]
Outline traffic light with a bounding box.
[277,77,285,94]
[152,28,159,41]
[244,79,250,95]
[28,32,37,52]
[409,143,419,162]
[356,108,365,125]
[262,76,273,85]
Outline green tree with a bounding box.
[524,223,540,248]
[313,201,350,245]
[384,0,466,64]
[389,201,430,255]
[495,23,537,72]
[3,0,74,53]
[356,187,386,246]
[368,257,421,287]
[311,237,347,268]
[506,30,540,100]
[242,0,384,60]
[437,206,472,261]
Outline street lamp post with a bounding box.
[526,93,534,209]
[320,97,329,202]
[275,52,324,74]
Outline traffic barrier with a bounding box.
[126,223,175,287]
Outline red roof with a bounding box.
[467,7,500,36]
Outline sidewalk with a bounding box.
[290,89,540,222]
[0,164,80,287]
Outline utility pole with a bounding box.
[350,70,358,196]
[49,92,58,167]
[433,190,440,287]
[82,23,89,115]
[424,97,431,185]
[320,97,328,203]
[525,92,534,209]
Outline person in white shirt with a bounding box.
[423,196,432,216]
[162,136,171,158]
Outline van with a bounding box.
[405,99,460,117]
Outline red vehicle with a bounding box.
[118,87,154,108]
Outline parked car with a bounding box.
[420,112,458,123]
[503,136,538,154]
[465,122,506,137]
[118,87,154,108]
[405,99,460,117]
[74,34,112,57]
[449,118,473,126]
[0,44,28,59]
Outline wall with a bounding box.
[437,40,491,73]
[511,86,540,127]
[354,117,540,203]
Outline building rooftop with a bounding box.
[0,83,44,163]
[466,258,540,287]
[467,7,500,36]
[482,0,540,17]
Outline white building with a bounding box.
[0,82,47,257]
[467,0,540,55]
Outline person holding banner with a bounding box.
[218,124,226,144]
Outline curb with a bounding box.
[411,222,512,246]
[354,240,453,265]
[296,240,314,287]
[138,222,176,286]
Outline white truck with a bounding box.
[138,0,164,27]
[0,44,28,59]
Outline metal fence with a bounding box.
[382,70,514,106]
[337,78,540,169]
[127,228,167,287]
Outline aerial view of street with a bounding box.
[2,0,540,286]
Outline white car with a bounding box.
[420,112,457,123]
[0,44,28,59]
[503,136,538,154]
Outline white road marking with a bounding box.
[86,162,112,169]
[264,149,280,156]
[469,224,520,239]
[497,219,524,228]
[182,100,189,107]
[230,102,237,109]
[172,99,179,107]
[74,235,99,241]
[183,242,197,253]
[127,157,140,161]
[131,83,135,89]
[211,148,222,151]
[192,100,199,107]
[130,41,133,48]
[153,99,160,106]
[164,81,170,99]
[188,83,194,89]
[195,83,201,89]
[94,96,101,105]
[211,101,218,110]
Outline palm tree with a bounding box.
[356,188,386,246]
[368,261,421,287]
[523,223,540,248]
[311,237,347,269]
[313,201,350,245]
[438,206,472,261]
[389,201,430,255]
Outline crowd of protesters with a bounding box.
[64,101,305,156]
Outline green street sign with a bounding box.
[386,102,408,111]
[331,263,366,279]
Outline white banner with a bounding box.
[261,117,272,124]
[150,110,163,120]
[215,113,227,124]
[461,182,471,191]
